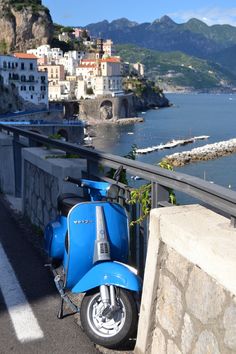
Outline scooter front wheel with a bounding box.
[80,287,138,349]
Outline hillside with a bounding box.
[116,44,236,91]
[211,45,236,76]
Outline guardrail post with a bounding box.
[13,132,22,197]
[151,182,170,208]
[231,216,236,228]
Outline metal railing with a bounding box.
[1,123,236,221]
[1,123,236,271]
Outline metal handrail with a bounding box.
[1,123,236,226]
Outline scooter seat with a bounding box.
[57,193,86,216]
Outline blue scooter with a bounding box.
[44,169,141,349]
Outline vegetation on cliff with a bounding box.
[8,0,49,13]
[123,77,170,109]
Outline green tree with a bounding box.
[0,40,8,54]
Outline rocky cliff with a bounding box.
[133,86,170,110]
[0,82,24,114]
[123,78,170,110]
[0,0,53,52]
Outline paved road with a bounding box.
[0,196,99,354]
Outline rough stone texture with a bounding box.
[181,313,195,354]
[156,273,183,338]
[0,0,53,52]
[186,267,226,324]
[138,243,236,354]
[23,160,59,229]
[193,330,220,354]
[165,245,191,287]
[223,303,236,350]
[22,148,86,229]
[151,327,166,354]
[167,340,181,354]
[165,138,236,167]
[79,94,137,121]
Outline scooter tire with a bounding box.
[80,287,138,349]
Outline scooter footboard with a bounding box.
[71,261,142,293]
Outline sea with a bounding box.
[91,93,236,200]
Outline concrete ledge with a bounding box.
[22,147,86,194]
[135,204,236,354]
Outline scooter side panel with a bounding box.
[44,216,67,259]
[71,261,142,293]
[64,202,129,289]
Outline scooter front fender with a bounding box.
[71,261,142,293]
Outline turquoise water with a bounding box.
[92,93,236,191]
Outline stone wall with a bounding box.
[148,243,236,354]
[79,94,136,121]
[135,205,236,354]
[22,147,86,229]
[0,132,15,194]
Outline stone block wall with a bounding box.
[149,243,236,354]
[22,147,86,229]
[135,205,236,354]
[0,132,15,194]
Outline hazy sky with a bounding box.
[43,0,236,27]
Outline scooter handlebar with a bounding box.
[63,176,82,187]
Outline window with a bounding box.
[21,75,26,82]
[21,63,25,70]
[31,95,33,99]
[30,63,33,70]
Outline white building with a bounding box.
[27,45,63,63]
[0,53,48,108]
[75,57,123,98]
[132,62,145,77]
[103,40,115,57]
[38,64,65,101]
[95,57,123,96]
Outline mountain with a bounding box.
[85,16,236,59]
[116,44,236,91]
[0,0,53,52]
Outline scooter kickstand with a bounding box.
[57,297,64,319]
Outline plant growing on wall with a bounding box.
[128,159,177,225]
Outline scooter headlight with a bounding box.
[107,184,119,199]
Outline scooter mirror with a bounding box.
[107,184,119,199]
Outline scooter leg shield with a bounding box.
[71,261,142,294]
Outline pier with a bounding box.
[135,135,209,154]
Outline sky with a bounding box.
[43,0,236,27]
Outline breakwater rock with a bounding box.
[165,138,236,166]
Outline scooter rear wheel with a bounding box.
[80,287,138,349]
